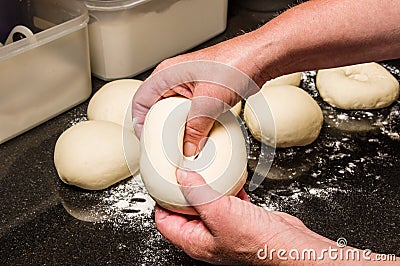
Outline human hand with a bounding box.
[155,169,333,265]
[132,33,278,156]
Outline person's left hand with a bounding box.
[155,169,333,265]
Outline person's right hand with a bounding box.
[155,168,335,265]
[132,32,280,156]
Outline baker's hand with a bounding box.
[155,169,332,265]
[132,33,277,156]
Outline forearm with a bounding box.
[248,0,400,84]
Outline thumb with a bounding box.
[176,168,222,210]
[176,168,246,236]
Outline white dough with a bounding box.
[231,101,242,116]
[54,121,140,190]
[264,72,302,87]
[316,63,399,110]
[140,97,248,215]
[87,79,143,129]
[244,85,323,148]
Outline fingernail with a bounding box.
[184,142,197,157]
[176,168,187,185]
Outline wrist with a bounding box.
[242,22,296,88]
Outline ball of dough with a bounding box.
[264,72,302,87]
[140,97,248,215]
[316,63,399,110]
[231,101,242,116]
[54,121,140,190]
[244,85,323,148]
[87,79,143,129]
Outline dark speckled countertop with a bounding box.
[1,2,399,265]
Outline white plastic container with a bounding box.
[0,0,91,144]
[81,0,228,80]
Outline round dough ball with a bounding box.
[264,72,302,87]
[231,101,242,116]
[140,97,248,215]
[244,85,323,148]
[87,79,143,129]
[54,121,140,190]
[316,63,399,110]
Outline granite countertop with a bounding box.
[1,2,399,265]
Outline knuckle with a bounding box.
[185,123,209,142]
[220,196,239,214]
[180,229,208,261]
[156,56,183,71]
[155,58,174,71]
[197,83,240,107]
[199,197,232,225]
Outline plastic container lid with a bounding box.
[82,0,153,11]
[0,0,89,61]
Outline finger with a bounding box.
[163,83,194,99]
[155,205,189,224]
[183,96,221,157]
[132,80,166,138]
[132,61,194,138]
[236,188,250,202]
[183,116,215,157]
[184,83,240,156]
[155,205,216,260]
